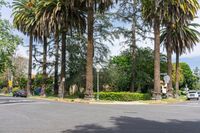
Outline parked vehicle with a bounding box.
[197,91,200,97]
[187,90,199,100]
[13,90,27,98]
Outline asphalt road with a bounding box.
[0,96,200,133]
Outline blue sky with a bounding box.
[1,0,200,69]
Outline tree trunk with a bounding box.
[85,0,94,99]
[54,24,59,95]
[166,43,173,97]
[130,0,137,92]
[41,36,48,96]
[26,34,33,96]
[153,17,161,100]
[175,49,180,98]
[58,31,66,98]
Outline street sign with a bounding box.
[164,75,170,84]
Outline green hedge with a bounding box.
[95,92,151,101]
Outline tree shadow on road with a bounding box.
[62,116,200,133]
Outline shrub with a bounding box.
[12,87,20,94]
[0,87,8,94]
[45,85,53,96]
[18,77,27,89]
[179,90,187,96]
[95,92,151,101]
[33,87,42,96]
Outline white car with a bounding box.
[197,91,200,97]
[187,90,199,100]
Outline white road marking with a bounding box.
[0,101,49,106]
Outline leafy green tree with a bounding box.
[172,63,199,90]
[0,20,21,73]
[114,0,148,92]
[104,47,167,93]
[0,1,21,74]
[193,67,200,89]
[0,1,21,90]
[179,63,199,90]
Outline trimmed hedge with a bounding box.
[95,92,151,101]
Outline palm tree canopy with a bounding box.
[36,0,87,35]
[12,0,38,35]
[13,0,45,42]
[141,0,200,26]
[161,23,200,55]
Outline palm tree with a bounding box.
[141,0,165,100]
[161,23,200,96]
[174,23,200,96]
[84,0,115,99]
[160,0,200,97]
[13,0,39,96]
[85,0,94,99]
[36,0,86,97]
[142,0,200,99]
[54,23,59,95]
[13,0,50,96]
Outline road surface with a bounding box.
[0,96,200,133]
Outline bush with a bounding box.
[0,87,8,94]
[45,85,53,96]
[33,87,42,96]
[12,87,20,94]
[95,92,151,101]
[179,90,187,96]
[18,77,27,89]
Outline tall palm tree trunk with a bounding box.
[175,48,180,98]
[27,34,33,96]
[166,44,173,97]
[130,0,137,92]
[85,0,94,99]
[54,25,59,95]
[58,31,66,98]
[153,17,161,100]
[41,36,47,96]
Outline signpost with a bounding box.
[96,65,101,101]
[164,75,170,84]
[161,75,170,94]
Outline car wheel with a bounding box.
[187,98,190,100]
[197,98,199,100]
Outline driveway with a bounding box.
[0,96,200,133]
